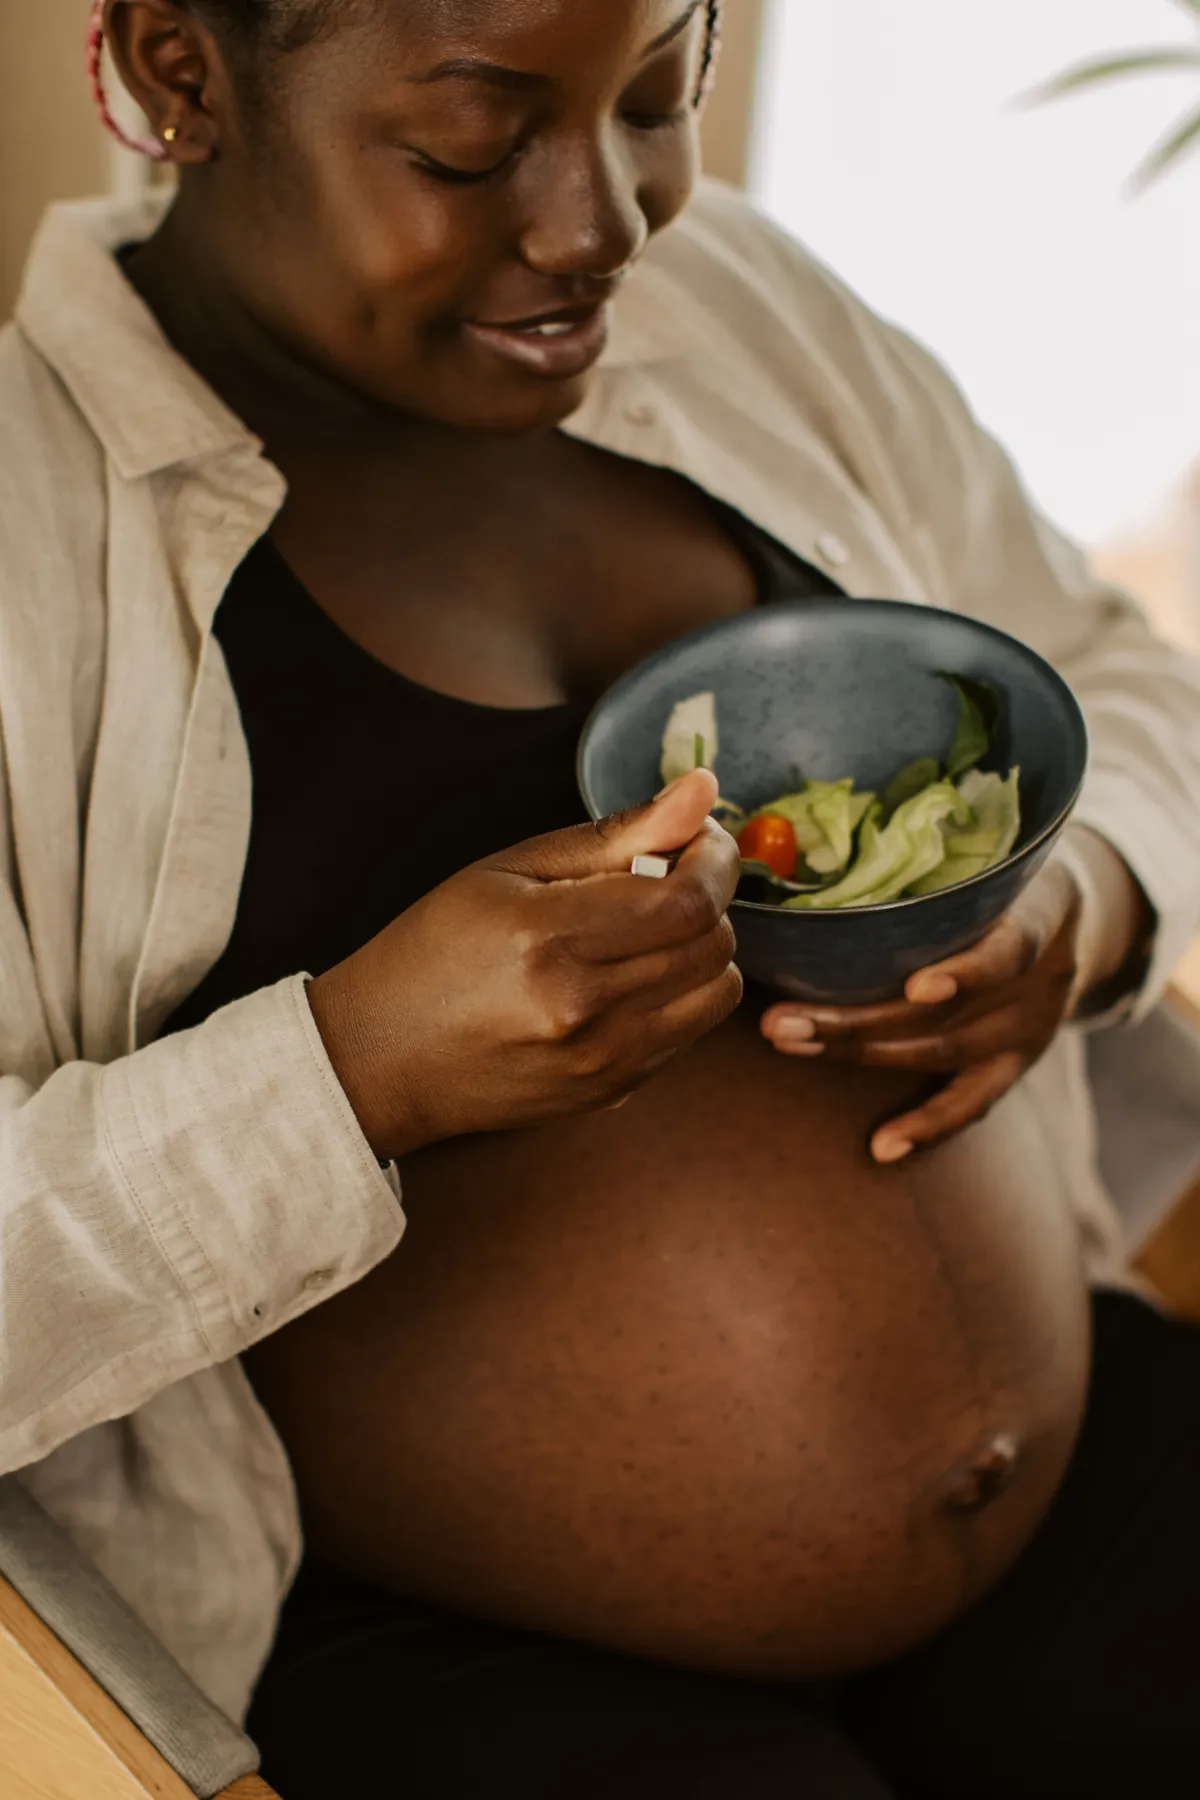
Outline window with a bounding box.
[751,0,1200,549]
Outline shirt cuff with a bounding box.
[99,974,405,1362]
[1068,766,1200,1027]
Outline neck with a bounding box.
[123,200,552,486]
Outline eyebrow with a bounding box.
[408,3,705,93]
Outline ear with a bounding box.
[104,0,229,164]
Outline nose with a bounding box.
[518,129,649,283]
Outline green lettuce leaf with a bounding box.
[907,768,1022,896]
[808,783,876,874]
[786,782,971,910]
[752,780,875,876]
[656,682,1017,913]
[943,674,1002,779]
[907,852,994,894]
[883,756,941,816]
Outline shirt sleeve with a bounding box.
[0,969,404,1476]
[845,302,1200,1016]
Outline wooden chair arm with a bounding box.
[1166,974,1200,1035]
[1134,979,1200,1318]
[0,1569,280,1800]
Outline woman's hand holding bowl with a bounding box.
[762,830,1151,1163]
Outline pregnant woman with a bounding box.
[3,1,1200,1794]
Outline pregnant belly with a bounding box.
[246,1006,1090,1680]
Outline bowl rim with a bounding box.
[576,595,1090,918]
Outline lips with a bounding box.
[461,304,611,381]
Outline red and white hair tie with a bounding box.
[87,0,169,159]
[88,0,722,154]
[697,0,725,110]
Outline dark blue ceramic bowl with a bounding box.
[578,600,1088,1004]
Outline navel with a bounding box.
[942,1432,1022,1514]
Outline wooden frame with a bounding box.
[701,0,767,186]
[0,1573,278,1800]
[1134,979,1200,1321]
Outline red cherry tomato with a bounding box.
[736,813,798,880]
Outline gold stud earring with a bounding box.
[163,126,179,144]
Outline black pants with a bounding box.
[248,1293,1200,1799]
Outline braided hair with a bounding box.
[89,0,725,157]
[697,0,724,107]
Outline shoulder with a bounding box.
[0,322,106,501]
[643,181,886,356]
[642,184,988,482]
[635,182,951,435]
[0,320,106,508]
[0,323,107,626]
[652,181,827,283]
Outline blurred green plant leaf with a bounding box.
[1022,49,1200,108]
[1022,12,1200,190]
[1131,100,1200,188]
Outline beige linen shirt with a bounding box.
[3,181,1200,1723]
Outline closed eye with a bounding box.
[408,96,691,183]
[624,106,691,132]
[410,147,518,185]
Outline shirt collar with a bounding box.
[16,195,261,482]
[15,193,704,481]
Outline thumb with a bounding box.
[498,770,722,883]
[612,769,722,861]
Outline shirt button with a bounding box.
[624,402,658,427]
[816,532,850,568]
[303,1269,336,1293]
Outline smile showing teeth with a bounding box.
[462,304,610,378]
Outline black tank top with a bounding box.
[165,500,842,1036]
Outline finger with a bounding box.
[599,916,739,1010]
[499,770,721,884]
[763,974,1056,1056]
[641,962,745,1054]
[871,1053,1026,1163]
[905,915,1032,1006]
[821,996,1037,1073]
[616,769,723,861]
[567,819,740,962]
[762,996,946,1049]
[766,1028,826,1059]
[910,862,1084,1006]
[583,965,744,1103]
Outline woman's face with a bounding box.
[188,0,706,433]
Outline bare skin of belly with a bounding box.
[246,1003,1090,1680]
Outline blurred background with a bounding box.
[1,0,1197,647]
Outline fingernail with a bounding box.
[654,770,714,802]
[874,1137,913,1165]
[769,1017,817,1045]
[911,974,958,1005]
